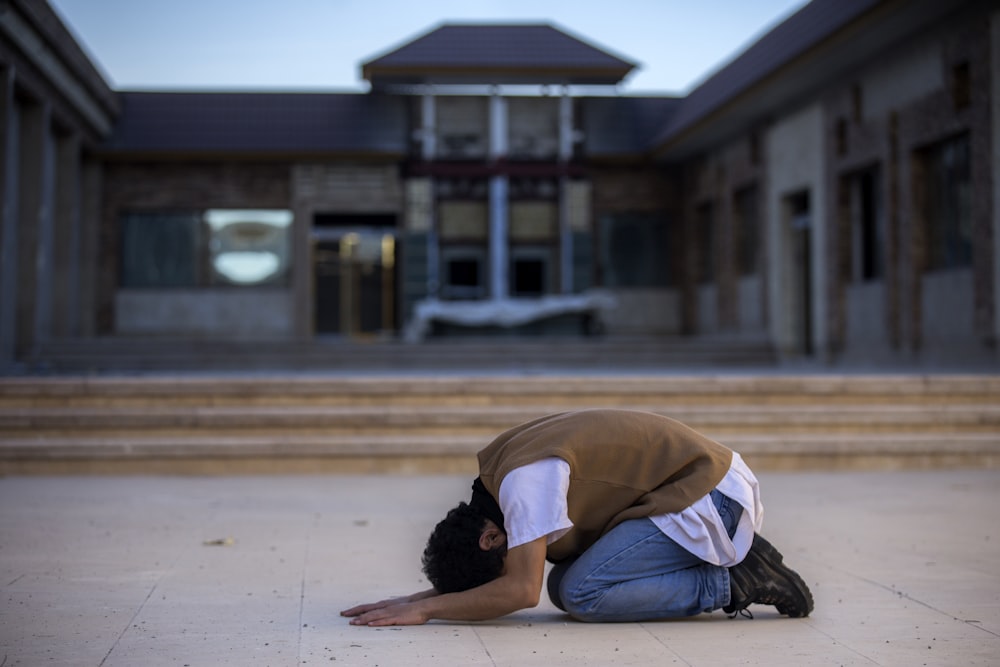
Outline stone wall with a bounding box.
[683,133,767,338]
[766,103,826,357]
[589,165,682,334]
[100,161,293,337]
[0,0,117,370]
[823,7,996,364]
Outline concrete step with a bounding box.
[3,404,999,434]
[2,432,997,475]
[2,374,998,474]
[26,335,778,372]
[4,374,999,407]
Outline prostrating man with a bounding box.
[342,409,813,625]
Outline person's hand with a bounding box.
[340,597,405,619]
[342,599,429,626]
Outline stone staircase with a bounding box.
[1,374,998,474]
[23,335,776,373]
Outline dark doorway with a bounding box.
[313,218,397,337]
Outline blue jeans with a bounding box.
[546,490,742,622]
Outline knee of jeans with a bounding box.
[556,580,604,622]
[546,572,566,612]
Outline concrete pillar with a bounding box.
[77,159,101,337]
[992,10,1000,357]
[489,177,509,300]
[16,99,55,358]
[52,131,82,338]
[0,66,18,369]
[489,92,508,300]
[558,89,575,293]
[291,200,312,339]
[421,90,436,161]
[419,90,439,300]
[557,88,573,162]
[33,106,57,347]
[559,177,572,294]
[488,91,507,160]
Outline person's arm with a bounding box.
[341,536,548,626]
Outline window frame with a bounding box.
[118,208,294,289]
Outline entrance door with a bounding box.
[313,228,397,337]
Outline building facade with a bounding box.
[0,0,117,367]
[1,0,997,370]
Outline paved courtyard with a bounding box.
[1,469,998,666]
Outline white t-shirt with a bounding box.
[497,452,763,567]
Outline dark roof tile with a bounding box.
[652,0,881,148]
[362,23,636,86]
[104,91,408,155]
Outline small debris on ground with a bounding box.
[202,537,236,547]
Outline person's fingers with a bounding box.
[340,601,384,616]
[349,609,384,625]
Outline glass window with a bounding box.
[599,214,671,288]
[509,247,554,297]
[119,209,293,288]
[436,97,488,159]
[438,202,489,241]
[511,259,545,296]
[849,169,883,282]
[120,211,202,287]
[440,246,487,300]
[508,97,559,160]
[921,134,971,271]
[205,210,292,286]
[510,201,557,242]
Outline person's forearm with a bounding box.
[346,537,548,626]
[416,576,538,622]
[406,588,439,603]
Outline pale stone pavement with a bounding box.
[1,470,998,666]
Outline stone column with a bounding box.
[34,106,57,347]
[290,194,313,339]
[52,131,82,338]
[558,89,573,294]
[16,99,55,358]
[420,89,439,301]
[421,89,436,161]
[78,158,101,337]
[488,91,508,300]
[489,177,509,301]
[992,10,1000,358]
[0,66,18,369]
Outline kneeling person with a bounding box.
[342,409,813,625]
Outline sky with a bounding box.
[49,0,810,95]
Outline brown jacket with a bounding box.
[477,409,733,562]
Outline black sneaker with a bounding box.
[724,533,814,618]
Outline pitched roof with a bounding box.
[102,91,408,156]
[646,0,987,160]
[362,23,636,87]
[651,0,882,155]
[7,0,120,137]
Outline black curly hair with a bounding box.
[421,502,507,594]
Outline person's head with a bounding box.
[421,502,507,593]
